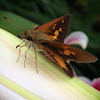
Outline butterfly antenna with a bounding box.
[3,16,25,30]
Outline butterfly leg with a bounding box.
[24,44,31,68]
[16,45,26,62]
[33,46,38,73]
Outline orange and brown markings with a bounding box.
[52,24,57,29]
[49,49,69,71]
[42,45,73,77]
[36,15,71,42]
[49,30,59,40]
[62,19,64,23]
[59,49,76,56]
[41,41,76,61]
[59,28,62,32]
[41,41,98,63]
[48,19,65,41]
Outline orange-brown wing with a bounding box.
[41,44,74,77]
[39,41,97,77]
[35,14,71,42]
[40,41,98,63]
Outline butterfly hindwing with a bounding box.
[41,43,74,77]
[35,14,71,42]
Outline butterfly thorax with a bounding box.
[20,30,37,42]
[20,29,51,51]
[20,29,51,42]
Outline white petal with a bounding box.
[64,31,88,49]
[78,76,92,85]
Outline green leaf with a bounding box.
[0,11,35,37]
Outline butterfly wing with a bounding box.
[41,43,74,77]
[35,14,71,42]
[41,41,98,63]
[39,41,97,77]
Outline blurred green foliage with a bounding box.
[0,0,100,79]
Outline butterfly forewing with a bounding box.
[35,15,71,42]
[40,41,98,63]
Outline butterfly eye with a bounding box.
[20,32,26,39]
[20,32,23,36]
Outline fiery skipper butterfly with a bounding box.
[4,14,98,77]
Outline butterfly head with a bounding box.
[20,30,33,41]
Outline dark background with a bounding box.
[0,0,100,79]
